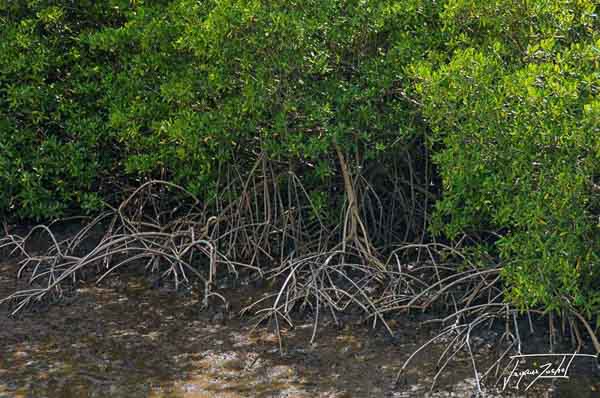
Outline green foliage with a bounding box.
[0,0,131,220]
[2,0,433,220]
[416,0,600,314]
[2,0,599,320]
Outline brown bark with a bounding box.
[334,142,383,270]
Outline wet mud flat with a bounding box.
[1,257,599,397]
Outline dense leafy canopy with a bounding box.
[1,1,599,321]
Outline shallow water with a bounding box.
[1,259,599,398]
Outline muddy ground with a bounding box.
[1,232,599,397]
